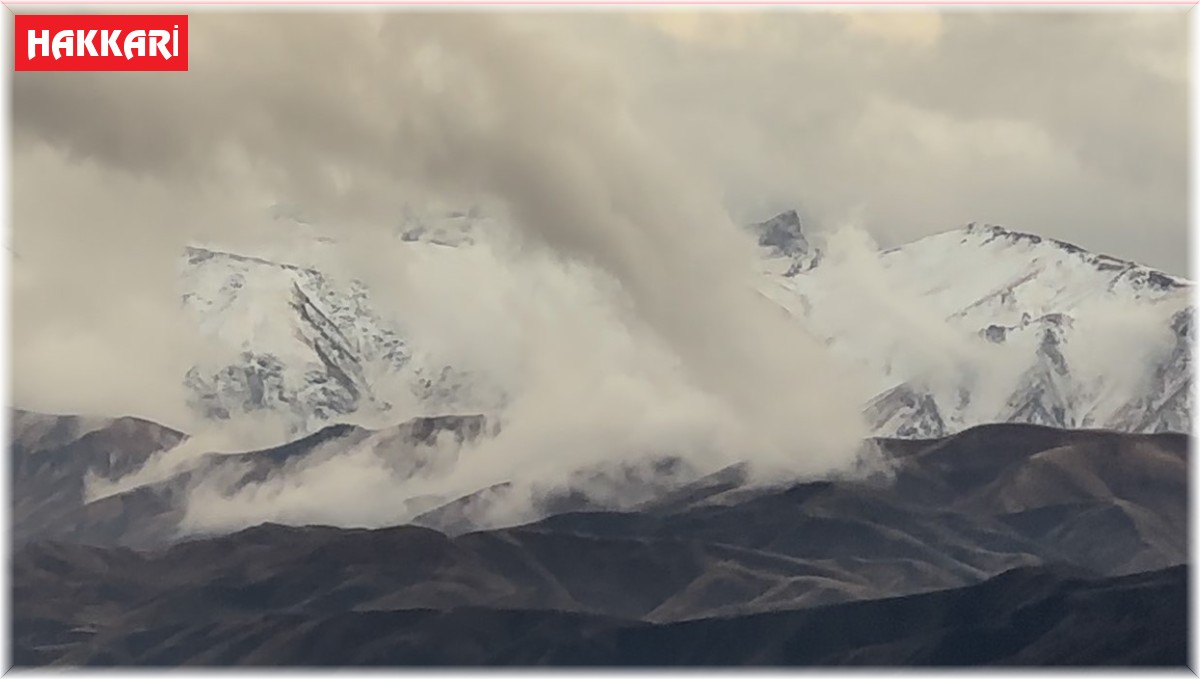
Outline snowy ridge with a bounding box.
[178,210,1192,440]
[879,223,1185,329]
[180,242,493,437]
[762,218,1191,438]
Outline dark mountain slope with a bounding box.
[11,414,1188,667]
[18,562,1186,666]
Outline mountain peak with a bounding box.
[965,222,1097,257]
[749,210,821,275]
[961,222,1187,290]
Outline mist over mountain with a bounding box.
[178,206,1191,443]
[13,175,1191,673]
[10,10,1187,669]
[15,208,1184,668]
[13,409,1188,666]
[13,108,1190,671]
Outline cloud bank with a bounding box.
[15,10,1186,534]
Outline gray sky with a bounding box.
[12,10,1188,274]
[576,11,1188,274]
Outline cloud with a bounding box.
[20,12,882,535]
[840,11,945,48]
[14,10,1185,534]
[1061,293,1189,422]
[813,217,991,390]
[564,11,1186,272]
[167,220,863,534]
[11,143,257,431]
[83,410,295,503]
[15,12,1186,278]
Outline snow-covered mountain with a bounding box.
[755,213,1192,438]
[178,208,1192,440]
[180,235,497,436]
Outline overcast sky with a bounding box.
[584,10,1188,274]
[13,10,1187,273]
